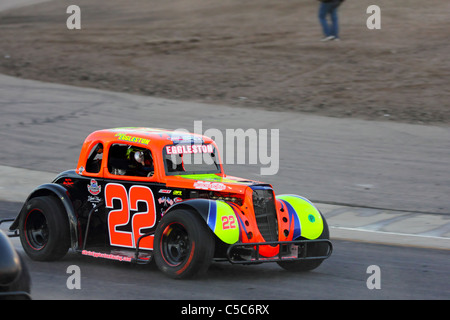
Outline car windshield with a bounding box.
[163,143,221,175]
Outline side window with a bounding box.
[107,144,154,177]
[86,143,103,174]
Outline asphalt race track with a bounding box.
[1,74,449,301]
[0,0,449,302]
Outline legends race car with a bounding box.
[8,128,332,279]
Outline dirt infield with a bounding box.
[1,0,449,124]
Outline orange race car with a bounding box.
[8,128,332,279]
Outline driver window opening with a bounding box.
[86,143,103,174]
[107,144,154,177]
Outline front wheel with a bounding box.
[153,209,215,279]
[277,213,330,272]
[19,196,70,261]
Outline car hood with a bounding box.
[165,173,269,194]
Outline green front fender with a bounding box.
[276,195,325,240]
[165,199,240,245]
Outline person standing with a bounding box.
[318,0,344,41]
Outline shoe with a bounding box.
[320,36,335,42]
[333,37,341,41]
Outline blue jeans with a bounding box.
[318,2,340,38]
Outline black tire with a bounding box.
[154,209,215,279]
[19,196,70,261]
[277,214,330,272]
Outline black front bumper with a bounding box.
[226,239,333,264]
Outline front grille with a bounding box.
[252,187,278,241]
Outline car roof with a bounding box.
[76,127,222,179]
[85,127,215,148]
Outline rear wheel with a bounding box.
[154,209,214,279]
[19,196,70,261]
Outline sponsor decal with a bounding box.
[88,195,102,204]
[158,189,172,194]
[173,190,182,196]
[174,197,183,203]
[158,197,174,206]
[82,250,132,262]
[194,181,226,191]
[170,134,203,144]
[87,179,101,195]
[63,178,74,186]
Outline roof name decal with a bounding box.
[115,133,150,145]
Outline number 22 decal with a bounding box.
[105,183,156,250]
[222,215,236,230]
